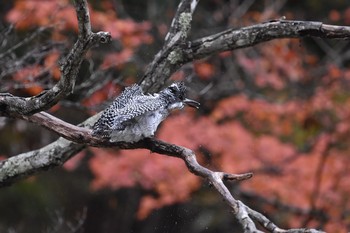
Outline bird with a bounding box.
[92,82,199,142]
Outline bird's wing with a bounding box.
[92,108,118,136]
[111,97,165,130]
[112,84,143,110]
[92,84,143,136]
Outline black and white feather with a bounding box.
[92,82,199,142]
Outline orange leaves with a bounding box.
[6,0,77,31]
[83,82,121,108]
[44,51,61,80]
[5,0,153,105]
[329,10,341,22]
[253,136,295,165]
[12,65,41,83]
[6,0,153,48]
[136,155,200,219]
[210,93,350,231]
[273,139,350,233]
[12,65,43,95]
[98,19,152,69]
[92,10,153,49]
[86,84,350,230]
[63,151,86,171]
[100,49,134,70]
[236,39,310,90]
[343,7,350,24]
[9,49,62,96]
[194,62,215,80]
[308,144,350,231]
[105,20,153,47]
[89,147,200,219]
[86,78,350,230]
[212,95,303,137]
[89,149,143,190]
[237,53,285,90]
[327,64,342,80]
[211,94,249,120]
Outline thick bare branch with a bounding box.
[186,20,350,61]
[246,206,325,233]
[165,0,200,42]
[0,137,85,187]
[0,0,111,117]
[140,19,350,94]
[140,0,200,93]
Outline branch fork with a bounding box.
[0,0,111,116]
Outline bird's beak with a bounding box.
[184,98,200,109]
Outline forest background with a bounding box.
[1,0,350,232]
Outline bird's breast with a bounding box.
[138,109,169,134]
[109,109,169,142]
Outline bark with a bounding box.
[187,20,350,61]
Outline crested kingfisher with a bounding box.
[92,82,199,142]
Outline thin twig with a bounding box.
[0,0,111,116]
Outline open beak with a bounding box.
[184,98,200,109]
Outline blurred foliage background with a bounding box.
[1,0,350,232]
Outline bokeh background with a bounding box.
[1,0,350,232]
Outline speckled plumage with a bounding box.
[92,82,199,142]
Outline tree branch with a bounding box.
[0,0,111,117]
[140,0,200,93]
[186,20,350,61]
[140,19,350,94]
[1,111,254,186]
[0,137,86,187]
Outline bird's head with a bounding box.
[161,82,200,109]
